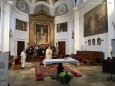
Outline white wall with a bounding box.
[0,6,1,51]
[75,0,115,59]
[55,11,74,54]
[107,0,115,59]
[84,33,108,58]
[10,7,29,56]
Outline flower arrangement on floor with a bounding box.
[58,71,74,84]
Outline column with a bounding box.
[3,2,13,52]
[0,0,4,52]
[73,7,80,54]
[107,0,115,58]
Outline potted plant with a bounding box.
[58,71,74,84]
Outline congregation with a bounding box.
[25,45,58,56]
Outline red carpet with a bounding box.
[41,64,71,77]
[35,64,82,77]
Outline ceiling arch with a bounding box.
[14,0,85,16]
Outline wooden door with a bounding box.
[58,41,65,55]
[17,41,25,56]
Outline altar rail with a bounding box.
[76,51,104,65]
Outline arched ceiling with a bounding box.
[35,0,49,4]
[14,0,85,16]
[23,0,60,6]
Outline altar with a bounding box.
[43,58,79,66]
[43,58,79,76]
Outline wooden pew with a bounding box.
[76,51,104,65]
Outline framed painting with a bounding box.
[84,1,108,37]
[92,39,95,45]
[16,19,27,31]
[88,39,91,45]
[57,22,67,32]
[97,38,101,45]
[36,24,48,45]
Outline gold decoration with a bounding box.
[29,11,55,46]
[52,0,55,6]
[52,0,59,6]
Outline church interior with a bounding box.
[0,0,115,86]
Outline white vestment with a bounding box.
[20,51,26,68]
[45,48,52,59]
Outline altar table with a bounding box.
[43,58,79,66]
[43,58,79,76]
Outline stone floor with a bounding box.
[8,62,115,86]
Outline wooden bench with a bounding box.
[26,55,39,62]
[83,59,93,65]
[77,51,104,65]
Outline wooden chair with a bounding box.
[39,56,45,65]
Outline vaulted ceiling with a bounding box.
[13,0,85,16]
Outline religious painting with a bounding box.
[84,1,108,37]
[16,19,27,31]
[36,24,48,45]
[97,38,101,45]
[57,22,67,32]
[92,39,95,45]
[88,39,91,45]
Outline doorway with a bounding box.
[58,41,65,55]
[17,41,25,56]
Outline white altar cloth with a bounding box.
[43,58,79,66]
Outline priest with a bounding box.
[45,46,52,59]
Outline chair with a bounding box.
[52,56,57,59]
[102,59,115,81]
[35,65,44,81]
[39,56,45,65]
[14,56,21,70]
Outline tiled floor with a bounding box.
[8,62,115,86]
